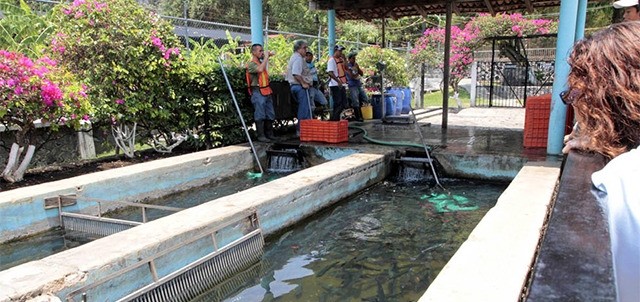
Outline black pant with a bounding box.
[330,86,347,121]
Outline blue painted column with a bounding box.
[575,0,588,40]
[250,0,263,45]
[547,0,581,155]
[328,10,336,56]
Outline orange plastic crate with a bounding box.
[524,94,551,148]
[523,94,574,148]
[300,119,348,143]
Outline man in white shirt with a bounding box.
[326,45,348,121]
[286,40,312,135]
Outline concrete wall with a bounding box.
[0,146,256,243]
[418,161,561,302]
[435,153,530,181]
[0,152,392,301]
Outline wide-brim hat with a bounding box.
[613,0,639,9]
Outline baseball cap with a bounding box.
[334,45,345,51]
[347,51,358,59]
[613,0,639,8]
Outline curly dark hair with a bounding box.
[567,21,640,158]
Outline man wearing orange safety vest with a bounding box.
[246,43,277,142]
[326,45,349,121]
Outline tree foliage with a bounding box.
[49,0,186,128]
[357,46,408,87]
[0,0,54,58]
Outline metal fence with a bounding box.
[472,35,557,108]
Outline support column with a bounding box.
[328,10,336,56]
[250,0,263,45]
[547,0,581,155]
[576,0,588,40]
[442,2,452,129]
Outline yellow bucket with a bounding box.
[361,105,373,120]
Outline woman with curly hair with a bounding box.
[563,22,640,302]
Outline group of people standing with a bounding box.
[245,40,368,141]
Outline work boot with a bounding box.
[264,120,279,141]
[255,120,271,143]
[353,106,364,122]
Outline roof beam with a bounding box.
[452,2,460,15]
[524,0,534,13]
[483,0,495,16]
[413,4,430,18]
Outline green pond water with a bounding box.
[217,178,507,302]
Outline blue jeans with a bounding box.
[309,87,327,108]
[251,88,275,121]
[290,84,312,130]
[348,85,368,108]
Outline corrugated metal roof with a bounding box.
[309,0,608,20]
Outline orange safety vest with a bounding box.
[246,58,273,96]
[335,57,348,84]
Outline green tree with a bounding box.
[357,45,408,87]
[0,0,54,57]
[49,0,187,157]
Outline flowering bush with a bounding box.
[0,50,92,182]
[0,50,91,144]
[49,0,185,125]
[410,13,557,93]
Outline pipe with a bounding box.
[218,56,264,175]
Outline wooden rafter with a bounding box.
[452,2,461,15]
[412,4,430,18]
[483,0,495,15]
[524,0,534,13]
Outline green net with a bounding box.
[421,193,478,213]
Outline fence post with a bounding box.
[77,125,96,160]
[470,61,477,107]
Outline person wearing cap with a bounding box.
[305,51,328,114]
[286,40,313,135]
[613,0,640,21]
[246,43,277,142]
[346,51,368,122]
[326,45,349,121]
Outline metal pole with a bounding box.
[249,0,263,45]
[441,2,452,129]
[489,39,496,107]
[328,10,336,56]
[420,63,425,108]
[218,57,264,174]
[381,17,386,48]
[183,1,189,49]
[547,0,580,155]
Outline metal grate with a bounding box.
[128,230,263,302]
[61,212,142,237]
[52,194,183,237]
[66,213,263,302]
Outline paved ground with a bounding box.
[342,106,547,160]
[418,107,525,130]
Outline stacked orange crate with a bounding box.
[300,120,348,143]
[523,94,551,148]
